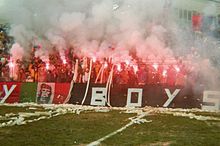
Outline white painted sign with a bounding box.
[202,91,220,111]
[90,87,183,108]
[126,88,143,107]
[0,85,17,103]
[91,88,107,106]
[163,89,181,107]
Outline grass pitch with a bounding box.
[0,104,219,146]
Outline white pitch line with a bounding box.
[87,112,151,146]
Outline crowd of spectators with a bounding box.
[0,48,189,87]
[0,24,13,82]
[0,24,196,87]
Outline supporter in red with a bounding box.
[128,67,138,85]
[192,13,202,32]
[120,70,129,84]
[137,65,147,85]
[167,65,177,86]
[17,68,26,82]
[38,63,47,82]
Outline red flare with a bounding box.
[63,59,67,64]
[117,64,121,71]
[174,66,180,72]
[162,70,167,77]
[153,63,158,70]
[104,62,108,68]
[46,63,50,70]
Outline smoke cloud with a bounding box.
[0,0,220,89]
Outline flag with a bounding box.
[20,82,37,103]
[53,83,71,104]
[0,82,21,103]
[36,82,55,104]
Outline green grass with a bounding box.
[104,114,220,146]
[192,112,220,118]
[0,110,134,146]
[0,106,29,115]
[0,105,47,115]
[0,105,219,146]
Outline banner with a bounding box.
[69,84,203,108]
[69,83,106,105]
[53,83,71,104]
[0,82,206,108]
[0,82,21,103]
[20,82,37,103]
[36,82,55,104]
